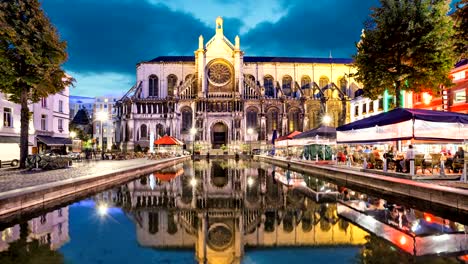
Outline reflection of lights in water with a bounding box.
[190,178,197,187]
[320,186,325,191]
[97,204,108,216]
[325,189,331,193]
[350,191,355,195]
[411,221,419,232]
[399,236,407,245]
[433,234,450,241]
[247,177,254,186]
[149,174,156,190]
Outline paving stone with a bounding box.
[0,159,155,193]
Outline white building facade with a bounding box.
[116,17,361,151]
[0,86,71,162]
[93,96,119,150]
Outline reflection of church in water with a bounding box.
[118,160,367,263]
[115,17,360,151]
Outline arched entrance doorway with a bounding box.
[211,122,227,149]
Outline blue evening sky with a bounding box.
[39,0,456,97]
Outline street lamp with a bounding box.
[247,128,254,156]
[190,127,197,157]
[70,131,77,139]
[96,111,108,159]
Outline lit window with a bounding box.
[454,90,466,103]
[3,108,12,127]
[41,115,47,130]
[41,98,47,108]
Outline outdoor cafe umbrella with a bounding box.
[154,135,183,145]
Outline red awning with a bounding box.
[155,169,184,181]
[276,131,302,141]
[154,135,183,145]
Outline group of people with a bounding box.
[340,144,465,174]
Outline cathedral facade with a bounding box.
[115,17,360,151]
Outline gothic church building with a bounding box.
[115,17,361,151]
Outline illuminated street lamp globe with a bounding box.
[190,127,197,135]
[322,115,332,125]
[247,128,253,135]
[96,111,108,122]
[70,131,77,139]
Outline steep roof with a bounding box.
[146,56,353,64]
[71,109,91,125]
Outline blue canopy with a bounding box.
[337,108,468,131]
[293,125,336,139]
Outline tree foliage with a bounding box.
[452,0,468,60]
[353,0,457,107]
[0,0,73,167]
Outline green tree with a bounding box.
[452,0,467,60]
[354,0,457,107]
[0,0,73,168]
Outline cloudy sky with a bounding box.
[41,0,382,97]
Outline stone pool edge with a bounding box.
[257,155,468,214]
[0,156,190,217]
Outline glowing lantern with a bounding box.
[399,236,407,245]
[422,92,432,105]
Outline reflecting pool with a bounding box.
[0,159,466,263]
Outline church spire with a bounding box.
[215,16,223,37]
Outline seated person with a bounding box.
[363,146,371,153]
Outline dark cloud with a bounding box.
[242,0,379,58]
[41,0,233,75]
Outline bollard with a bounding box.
[316,154,318,162]
[363,158,367,170]
[410,160,415,176]
[383,159,387,172]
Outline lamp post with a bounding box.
[96,111,108,160]
[322,114,332,160]
[190,127,197,158]
[247,128,254,156]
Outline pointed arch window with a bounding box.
[149,75,159,97]
[282,76,292,97]
[140,124,148,139]
[246,109,258,128]
[267,109,279,133]
[181,108,192,132]
[319,76,329,88]
[167,74,177,97]
[288,109,300,133]
[264,76,274,97]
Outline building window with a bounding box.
[369,101,374,113]
[41,98,47,108]
[3,108,12,127]
[140,124,147,138]
[282,76,292,97]
[264,76,274,97]
[378,98,384,110]
[301,76,311,89]
[167,74,177,97]
[319,76,329,88]
[40,215,47,224]
[355,105,359,116]
[453,90,466,103]
[181,108,192,132]
[58,100,63,113]
[267,110,279,133]
[156,124,164,137]
[41,114,47,130]
[58,208,62,217]
[288,109,300,132]
[414,93,421,103]
[149,75,159,97]
[58,119,63,131]
[246,110,257,129]
[362,103,367,114]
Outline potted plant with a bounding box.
[220,144,228,154]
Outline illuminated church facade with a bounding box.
[115,17,361,151]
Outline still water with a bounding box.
[0,159,466,263]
